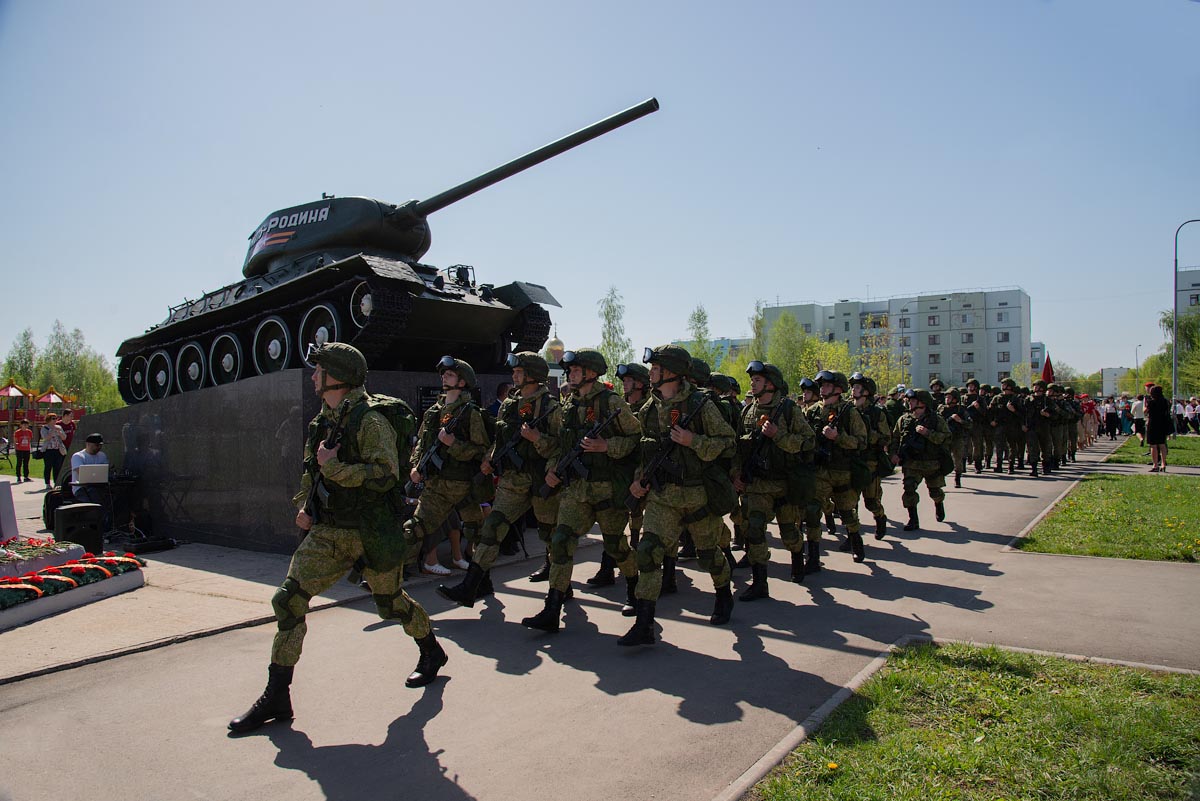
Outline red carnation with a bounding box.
[104,551,117,557]
[27,575,45,584]
[83,552,96,559]
[124,553,137,559]
[66,559,78,565]
[70,566,86,576]
[44,567,63,575]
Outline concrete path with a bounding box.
[1,438,1197,801]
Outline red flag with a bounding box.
[1041,352,1055,383]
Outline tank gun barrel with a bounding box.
[411,97,659,218]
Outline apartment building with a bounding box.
[762,287,1032,388]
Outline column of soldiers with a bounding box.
[233,342,1101,731]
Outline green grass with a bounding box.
[753,642,1200,801]
[1107,433,1200,466]
[1017,474,1199,562]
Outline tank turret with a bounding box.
[116,99,659,403]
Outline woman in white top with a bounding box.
[39,412,67,488]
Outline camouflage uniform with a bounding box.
[938,389,971,488]
[805,371,869,562]
[1024,381,1056,477]
[523,347,641,633]
[734,364,815,598]
[963,381,987,473]
[851,375,891,539]
[230,343,442,735]
[892,389,951,531]
[988,380,1025,473]
[437,352,562,608]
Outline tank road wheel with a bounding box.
[299,303,340,366]
[209,333,243,386]
[175,341,207,393]
[350,281,373,329]
[123,354,150,402]
[253,315,292,375]
[147,350,174,401]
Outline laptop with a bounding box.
[77,464,110,485]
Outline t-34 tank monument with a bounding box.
[86,99,659,552]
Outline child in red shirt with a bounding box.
[13,419,33,482]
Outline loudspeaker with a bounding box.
[54,503,104,554]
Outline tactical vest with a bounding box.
[305,399,395,528]
[495,390,556,477]
[809,400,859,470]
[740,396,801,477]
[416,399,481,482]
[640,389,707,487]
[860,403,888,457]
[560,388,634,483]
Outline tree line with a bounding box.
[3,322,124,413]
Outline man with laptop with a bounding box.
[71,433,109,505]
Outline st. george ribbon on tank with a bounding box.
[116,98,660,404]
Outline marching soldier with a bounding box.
[732,361,815,597]
[523,348,641,632]
[437,352,561,608]
[850,373,891,540]
[939,387,971,489]
[404,356,491,568]
[1063,386,1081,463]
[884,385,907,430]
[586,361,652,587]
[621,345,737,645]
[929,377,947,410]
[963,379,987,473]
[891,388,951,532]
[805,371,869,563]
[709,372,746,567]
[988,378,1024,474]
[230,344,440,734]
[1024,380,1056,477]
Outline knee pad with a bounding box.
[372,588,413,623]
[271,577,311,631]
[778,522,801,547]
[636,532,666,573]
[479,509,510,545]
[745,511,768,542]
[537,522,554,544]
[549,524,575,564]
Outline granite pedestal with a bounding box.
[78,369,512,553]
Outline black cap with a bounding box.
[85,433,104,444]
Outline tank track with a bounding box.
[511,304,552,354]
[348,281,413,366]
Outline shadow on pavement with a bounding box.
[263,682,478,801]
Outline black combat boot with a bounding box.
[994,463,1004,474]
[849,532,865,563]
[661,558,678,595]
[1070,451,1076,463]
[904,507,920,532]
[678,531,696,560]
[935,501,946,522]
[1007,462,1015,475]
[617,599,656,646]
[739,563,770,601]
[522,588,566,632]
[621,574,639,616]
[437,562,486,608]
[586,551,616,587]
[874,516,887,540]
[954,473,962,489]
[1043,458,1054,475]
[709,585,734,625]
[732,525,745,551]
[1030,462,1039,477]
[789,550,806,583]
[1018,458,1025,470]
[228,663,294,733]
[736,549,751,568]
[824,511,838,536]
[838,534,852,552]
[405,633,448,688]
[476,570,494,600]
[974,459,982,474]
[805,540,822,574]
[528,554,550,582]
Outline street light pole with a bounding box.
[1135,344,1141,388]
[1174,219,1200,402]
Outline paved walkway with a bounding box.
[1,438,1197,801]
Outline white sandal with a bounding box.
[452,559,470,571]
[421,562,452,576]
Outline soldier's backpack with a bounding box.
[353,393,418,471]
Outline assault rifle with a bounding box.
[474,402,556,483]
[405,403,471,498]
[896,417,927,464]
[538,406,622,499]
[300,399,352,535]
[738,399,791,485]
[812,403,844,466]
[624,395,710,511]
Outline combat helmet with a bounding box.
[642,344,691,376]
[309,342,368,388]
[505,351,549,382]
[816,370,849,392]
[709,372,736,395]
[437,355,477,389]
[616,362,650,387]
[689,357,712,387]
[560,347,608,376]
[746,360,787,394]
[905,388,936,409]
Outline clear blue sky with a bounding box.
[2,0,1197,376]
